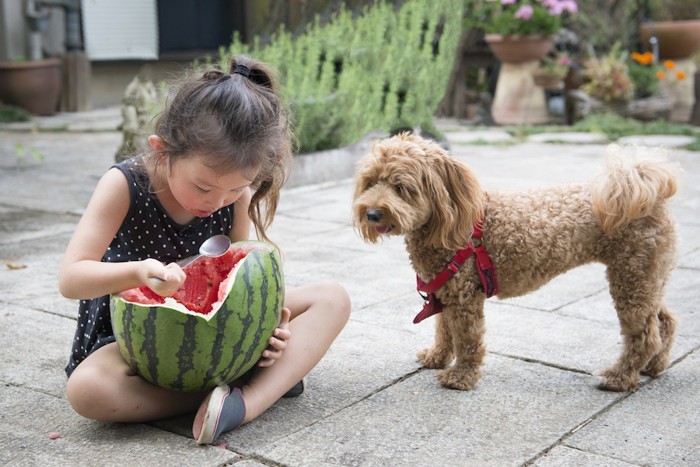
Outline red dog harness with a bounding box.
[414,222,498,324]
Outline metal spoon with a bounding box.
[151,235,231,282]
[176,234,232,269]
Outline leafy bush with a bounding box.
[0,104,31,123]
[207,0,463,153]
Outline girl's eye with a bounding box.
[196,186,210,193]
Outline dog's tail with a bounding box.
[591,144,680,235]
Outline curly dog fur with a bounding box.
[352,132,679,392]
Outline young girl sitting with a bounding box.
[59,55,351,445]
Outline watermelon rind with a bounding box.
[110,241,284,392]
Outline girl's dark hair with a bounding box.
[150,55,293,243]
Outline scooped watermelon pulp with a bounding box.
[121,245,253,314]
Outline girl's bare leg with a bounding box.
[239,280,351,422]
[66,342,205,422]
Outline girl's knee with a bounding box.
[321,280,351,323]
[66,365,106,419]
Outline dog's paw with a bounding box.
[597,368,639,392]
[437,366,481,391]
[642,354,670,378]
[417,347,452,369]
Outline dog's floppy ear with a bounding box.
[425,155,485,250]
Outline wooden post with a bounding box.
[60,50,91,112]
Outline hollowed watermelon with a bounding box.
[110,241,284,392]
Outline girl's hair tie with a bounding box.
[233,64,251,78]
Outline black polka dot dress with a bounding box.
[65,156,235,377]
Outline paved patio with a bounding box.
[0,109,698,466]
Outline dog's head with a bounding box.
[352,132,485,250]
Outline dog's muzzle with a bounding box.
[365,209,394,234]
[366,209,382,222]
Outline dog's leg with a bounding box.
[417,313,453,369]
[642,303,677,377]
[436,298,486,391]
[599,272,669,391]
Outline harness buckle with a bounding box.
[447,260,460,274]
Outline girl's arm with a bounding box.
[59,168,184,300]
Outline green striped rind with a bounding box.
[110,241,284,392]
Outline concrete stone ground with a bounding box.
[0,109,698,466]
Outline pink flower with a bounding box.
[500,0,517,4]
[560,1,578,13]
[515,5,534,20]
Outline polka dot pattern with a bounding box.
[65,156,234,376]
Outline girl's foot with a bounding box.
[193,385,246,444]
[282,378,306,398]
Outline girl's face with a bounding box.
[167,155,256,218]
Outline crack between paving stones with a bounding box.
[521,346,699,467]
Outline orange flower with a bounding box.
[632,51,654,65]
[664,60,676,70]
[656,70,667,79]
[676,71,686,80]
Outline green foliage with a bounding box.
[571,112,700,143]
[0,104,31,123]
[211,0,463,153]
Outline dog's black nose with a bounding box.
[366,209,382,223]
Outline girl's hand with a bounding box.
[143,258,186,297]
[257,307,292,367]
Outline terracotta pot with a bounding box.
[484,34,554,64]
[639,20,700,60]
[0,58,62,116]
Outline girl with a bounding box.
[59,55,351,445]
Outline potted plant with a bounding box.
[480,0,579,63]
[0,56,62,116]
[580,44,677,121]
[476,0,578,124]
[639,0,700,60]
[533,51,573,89]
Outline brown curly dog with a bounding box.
[352,132,679,392]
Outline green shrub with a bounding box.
[0,104,31,123]
[208,0,463,153]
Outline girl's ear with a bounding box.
[148,135,165,151]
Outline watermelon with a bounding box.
[110,241,284,392]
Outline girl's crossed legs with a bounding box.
[66,281,350,430]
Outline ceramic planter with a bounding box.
[0,58,62,116]
[639,20,700,60]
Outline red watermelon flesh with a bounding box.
[121,245,253,314]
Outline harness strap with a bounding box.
[413,223,498,324]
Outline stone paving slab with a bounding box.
[0,305,74,397]
[0,385,239,467]
[255,358,623,466]
[532,445,638,467]
[528,132,609,144]
[563,350,700,466]
[617,134,697,148]
[0,117,698,466]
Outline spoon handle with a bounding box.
[150,254,201,283]
[175,254,201,269]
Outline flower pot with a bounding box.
[639,20,700,60]
[533,72,564,90]
[485,35,554,125]
[0,58,62,116]
[484,34,554,64]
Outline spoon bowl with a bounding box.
[177,234,232,269]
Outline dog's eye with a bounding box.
[394,184,409,197]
